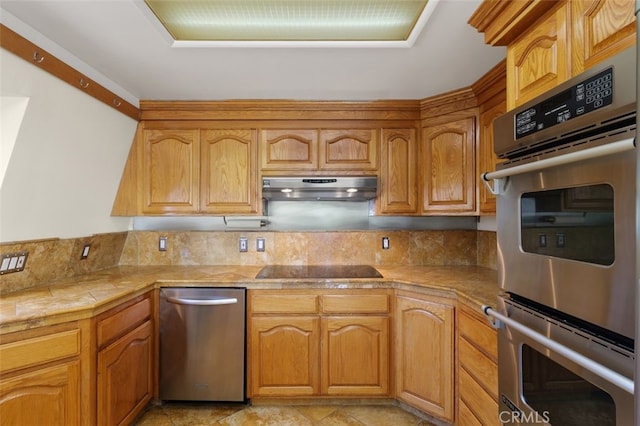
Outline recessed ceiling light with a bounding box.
[142,0,437,48]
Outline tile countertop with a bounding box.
[0,265,499,335]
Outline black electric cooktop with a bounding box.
[256,265,383,279]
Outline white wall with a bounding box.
[0,48,136,242]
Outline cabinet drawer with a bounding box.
[97,297,151,348]
[459,367,498,426]
[459,337,498,400]
[459,309,497,360]
[321,294,389,314]
[459,398,484,426]
[0,329,80,374]
[251,293,319,314]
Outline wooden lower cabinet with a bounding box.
[395,291,455,422]
[321,316,389,395]
[96,294,153,426]
[249,289,391,398]
[97,321,153,426]
[0,322,84,426]
[250,316,321,396]
[0,360,81,425]
[457,302,499,426]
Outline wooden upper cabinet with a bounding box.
[507,3,571,109]
[319,129,378,171]
[142,129,200,214]
[421,113,477,214]
[200,129,258,214]
[378,128,418,214]
[260,129,318,170]
[571,0,637,75]
[471,0,636,110]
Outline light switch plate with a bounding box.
[81,244,91,259]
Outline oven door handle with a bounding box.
[481,137,635,195]
[482,305,634,395]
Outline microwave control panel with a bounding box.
[515,67,613,139]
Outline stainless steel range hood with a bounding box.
[262,176,377,201]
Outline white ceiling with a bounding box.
[0,0,505,106]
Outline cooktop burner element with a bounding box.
[255,265,383,279]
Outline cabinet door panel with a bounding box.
[571,0,636,75]
[422,117,476,214]
[321,316,389,395]
[507,4,570,109]
[319,129,378,170]
[250,317,320,396]
[396,295,454,421]
[260,129,318,170]
[379,128,418,214]
[200,129,257,214]
[142,129,199,213]
[97,321,152,426]
[0,361,81,426]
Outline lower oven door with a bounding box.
[492,297,634,426]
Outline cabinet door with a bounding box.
[200,129,258,214]
[379,128,418,214]
[571,0,636,75]
[0,361,81,426]
[396,294,454,422]
[319,129,378,171]
[250,316,320,396]
[478,100,505,215]
[260,129,318,170]
[321,316,389,396]
[97,321,153,426]
[421,115,476,214]
[506,3,570,109]
[142,129,200,214]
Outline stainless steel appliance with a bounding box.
[159,288,246,402]
[483,45,636,425]
[261,176,377,201]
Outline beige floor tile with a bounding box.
[339,405,423,426]
[134,406,173,426]
[316,410,367,426]
[161,403,243,426]
[295,405,340,422]
[218,406,314,426]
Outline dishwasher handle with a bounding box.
[165,296,238,306]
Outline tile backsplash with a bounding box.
[1,230,497,294]
[0,232,128,294]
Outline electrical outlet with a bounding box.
[256,237,265,252]
[239,237,248,253]
[81,244,91,259]
[382,237,390,250]
[159,236,167,251]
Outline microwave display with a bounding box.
[520,184,614,265]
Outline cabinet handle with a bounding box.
[166,296,238,306]
[33,51,45,63]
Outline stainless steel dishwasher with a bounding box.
[159,287,246,402]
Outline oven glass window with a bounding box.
[520,184,614,265]
[521,344,615,425]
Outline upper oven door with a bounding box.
[496,147,636,340]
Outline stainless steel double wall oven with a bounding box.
[483,46,636,425]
